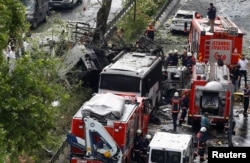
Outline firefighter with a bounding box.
[165,50,174,67]
[207,3,217,33]
[179,49,188,66]
[172,49,179,66]
[179,90,189,126]
[144,22,156,41]
[140,134,152,162]
[133,129,143,162]
[171,92,181,132]
[196,127,208,162]
[186,52,194,73]
[243,84,250,118]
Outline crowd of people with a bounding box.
[164,49,196,72]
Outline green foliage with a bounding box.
[0,52,70,161]
[0,0,29,49]
[118,0,166,42]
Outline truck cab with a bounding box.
[20,0,49,29]
[162,66,191,100]
[148,132,194,163]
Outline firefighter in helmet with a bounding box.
[133,129,143,162]
[140,134,152,162]
[186,52,194,73]
[195,127,208,162]
[171,92,181,132]
[179,90,189,126]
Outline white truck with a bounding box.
[148,132,194,163]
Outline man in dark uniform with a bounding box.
[144,22,156,41]
[165,50,174,68]
[207,3,217,32]
[196,127,208,162]
[179,90,189,126]
[243,84,250,118]
[140,134,152,162]
[172,49,179,66]
[133,129,143,162]
[186,52,194,73]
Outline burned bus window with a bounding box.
[202,92,219,109]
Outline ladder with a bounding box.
[220,16,238,35]
[204,40,210,63]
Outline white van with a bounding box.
[170,9,196,33]
[49,0,82,9]
[148,132,194,163]
[20,0,50,29]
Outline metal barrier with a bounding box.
[105,0,135,37]
[49,139,68,163]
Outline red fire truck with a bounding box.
[188,62,234,129]
[189,15,244,65]
[67,93,151,163]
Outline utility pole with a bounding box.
[133,0,136,22]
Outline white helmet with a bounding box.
[174,92,179,97]
[174,49,178,53]
[146,134,152,140]
[200,127,207,132]
[187,52,192,56]
[137,129,142,134]
[168,50,173,54]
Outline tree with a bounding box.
[0,1,70,162]
[92,0,112,44]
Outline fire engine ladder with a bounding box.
[203,40,210,63]
[220,16,238,35]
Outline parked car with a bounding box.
[170,9,196,33]
[49,0,82,9]
[20,0,50,29]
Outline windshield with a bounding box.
[150,149,181,163]
[20,0,36,12]
[176,13,193,19]
[99,74,140,93]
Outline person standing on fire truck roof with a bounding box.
[238,55,248,89]
[171,92,181,132]
[207,3,217,33]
